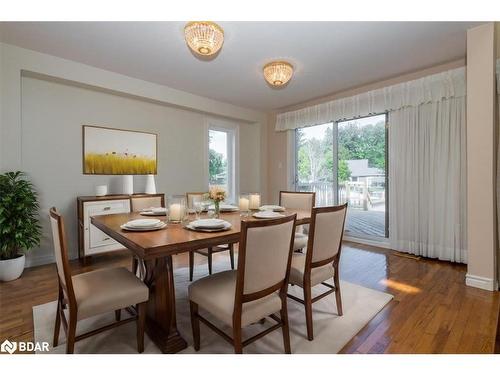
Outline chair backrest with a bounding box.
[235,215,296,305]
[306,204,347,267]
[186,192,206,208]
[130,194,165,212]
[49,207,75,300]
[279,191,315,212]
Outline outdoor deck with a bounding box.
[345,209,386,238]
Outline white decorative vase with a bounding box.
[95,185,108,197]
[0,254,25,282]
[145,174,156,194]
[122,175,134,195]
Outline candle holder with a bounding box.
[168,195,187,223]
[249,193,261,211]
[239,193,250,217]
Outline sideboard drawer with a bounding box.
[82,199,131,255]
[86,200,130,216]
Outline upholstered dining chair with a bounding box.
[186,191,235,281]
[49,207,149,354]
[287,204,347,341]
[130,193,165,212]
[189,214,297,354]
[279,191,316,252]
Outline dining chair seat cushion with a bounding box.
[189,270,281,328]
[289,253,335,287]
[72,267,149,320]
[196,244,230,255]
[293,232,308,251]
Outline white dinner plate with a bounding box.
[140,211,167,216]
[190,219,227,229]
[259,205,286,212]
[121,222,167,231]
[208,204,239,212]
[252,211,286,219]
[185,222,232,232]
[125,219,161,228]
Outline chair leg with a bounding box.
[233,325,243,354]
[334,265,343,316]
[115,309,121,321]
[132,256,138,276]
[190,301,201,351]
[53,299,61,347]
[280,300,291,354]
[229,244,235,270]
[66,313,77,354]
[136,302,147,353]
[189,251,194,282]
[207,248,213,275]
[304,285,314,341]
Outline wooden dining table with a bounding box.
[91,209,311,353]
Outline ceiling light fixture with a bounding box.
[184,21,224,57]
[263,61,294,87]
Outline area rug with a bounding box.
[33,260,392,354]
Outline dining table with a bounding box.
[91,209,311,353]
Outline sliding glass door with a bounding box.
[295,113,388,240]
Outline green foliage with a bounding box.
[209,148,227,184]
[296,119,385,183]
[338,121,386,169]
[0,171,41,260]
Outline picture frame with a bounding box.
[82,125,158,175]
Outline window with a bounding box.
[208,124,237,203]
[294,113,388,240]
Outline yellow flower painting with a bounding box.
[83,126,157,175]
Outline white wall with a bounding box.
[1,43,268,267]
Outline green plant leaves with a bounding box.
[0,171,42,260]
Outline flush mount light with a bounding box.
[263,61,294,87]
[184,21,224,57]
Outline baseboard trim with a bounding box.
[25,254,55,268]
[343,236,391,249]
[465,273,498,291]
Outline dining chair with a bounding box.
[189,214,297,354]
[186,191,235,281]
[49,207,149,354]
[279,191,316,252]
[130,193,165,212]
[287,204,347,341]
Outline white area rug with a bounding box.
[33,261,392,354]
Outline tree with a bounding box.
[209,149,226,184]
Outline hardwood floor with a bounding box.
[1,242,499,354]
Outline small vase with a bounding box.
[214,200,220,218]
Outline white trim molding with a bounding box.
[465,273,498,291]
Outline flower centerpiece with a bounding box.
[207,186,226,218]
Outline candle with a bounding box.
[239,197,249,211]
[169,203,184,222]
[249,193,261,210]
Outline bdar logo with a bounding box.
[1,339,17,354]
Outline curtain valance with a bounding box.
[275,66,466,131]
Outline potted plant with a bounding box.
[0,171,41,281]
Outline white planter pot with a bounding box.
[0,254,26,282]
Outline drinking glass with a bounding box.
[194,201,203,220]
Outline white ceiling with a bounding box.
[0,22,481,111]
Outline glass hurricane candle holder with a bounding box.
[168,195,187,223]
[239,193,250,217]
[249,193,261,210]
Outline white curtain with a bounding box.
[276,67,466,131]
[388,97,467,262]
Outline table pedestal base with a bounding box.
[143,255,188,354]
